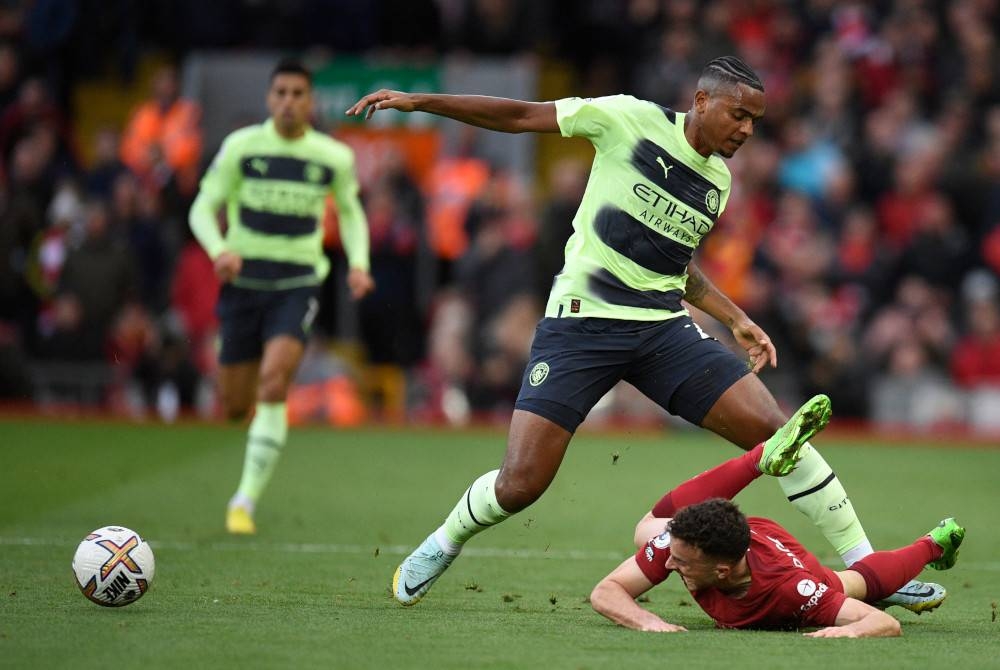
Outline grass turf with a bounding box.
[1,419,998,669]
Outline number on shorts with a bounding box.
[302,297,320,334]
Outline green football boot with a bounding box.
[927,518,965,570]
[758,394,832,476]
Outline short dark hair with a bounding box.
[668,498,750,562]
[697,56,764,94]
[271,58,312,86]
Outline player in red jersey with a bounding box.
[591,444,965,638]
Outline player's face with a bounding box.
[267,73,313,137]
[695,83,765,158]
[665,537,723,591]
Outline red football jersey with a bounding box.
[635,517,847,630]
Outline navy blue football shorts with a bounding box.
[216,284,320,364]
[514,315,750,433]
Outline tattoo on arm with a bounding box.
[684,262,743,328]
[684,265,709,304]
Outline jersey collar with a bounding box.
[673,112,713,165]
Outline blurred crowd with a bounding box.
[1,0,999,433]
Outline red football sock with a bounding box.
[650,444,764,517]
[850,538,942,602]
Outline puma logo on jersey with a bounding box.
[655,156,673,179]
[249,158,269,175]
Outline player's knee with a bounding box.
[494,473,544,513]
[589,581,610,614]
[218,390,251,421]
[222,403,249,422]
[257,370,292,403]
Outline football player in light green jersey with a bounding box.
[347,56,940,612]
[191,59,374,534]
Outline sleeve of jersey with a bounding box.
[554,95,634,150]
[717,185,732,217]
[188,134,240,260]
[633,534,672,586]
[330,148,370,272]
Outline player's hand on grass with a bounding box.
[347,267,375,299]
[639,620,688,633]
[346,90,417,120]
[214,251,243,283]
[732,319,777,373]
[803,627,859,638]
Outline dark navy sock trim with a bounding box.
[786,472,837,502]
[465,488,488,527]
[249,436,283,450]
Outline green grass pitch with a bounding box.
[1,419,998,669]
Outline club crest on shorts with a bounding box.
[528,362,550,387]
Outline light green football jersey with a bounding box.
[189,119,369,290]
[550,95,732,320]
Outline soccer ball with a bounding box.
[72,525,155,607]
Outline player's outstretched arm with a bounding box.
[804,598,902,639]
[346,90,559,134]
[591,558,688,633]
[684,261,777,372]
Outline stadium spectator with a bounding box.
[110,172,169,311]
[0,77,76,181]
[25,179,82,342]
[896,193,972,291]
[423,127,491,278]
[951,295,1000,389]
[3,133,64,355]
[38,199,137,361]
[347,57,940,611]
[188,59,373,535]
[449,0,540,55]
[776,117,849,205]
[591,437,964,636]
[0,317,30,399]
[84,127,130,200]
[0,41,22,110]
[106,305,203,422]
[120,65,202,196]
[419,288,476,425]
[632,23,699,110]
[952,284,1000,432]
[829,205,895,317]
[863,276,956,373]
[0,168,44,332]
[454,170,539,416]
[870,337,964,431]
[168,236,219,375]
[375,0,442,56]
[0,0,997,438]
[862,274,962,430]
[416,168,542,423]
[356,157,426,367]
[533,157,586,304]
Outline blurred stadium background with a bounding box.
[1,0,999,436]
